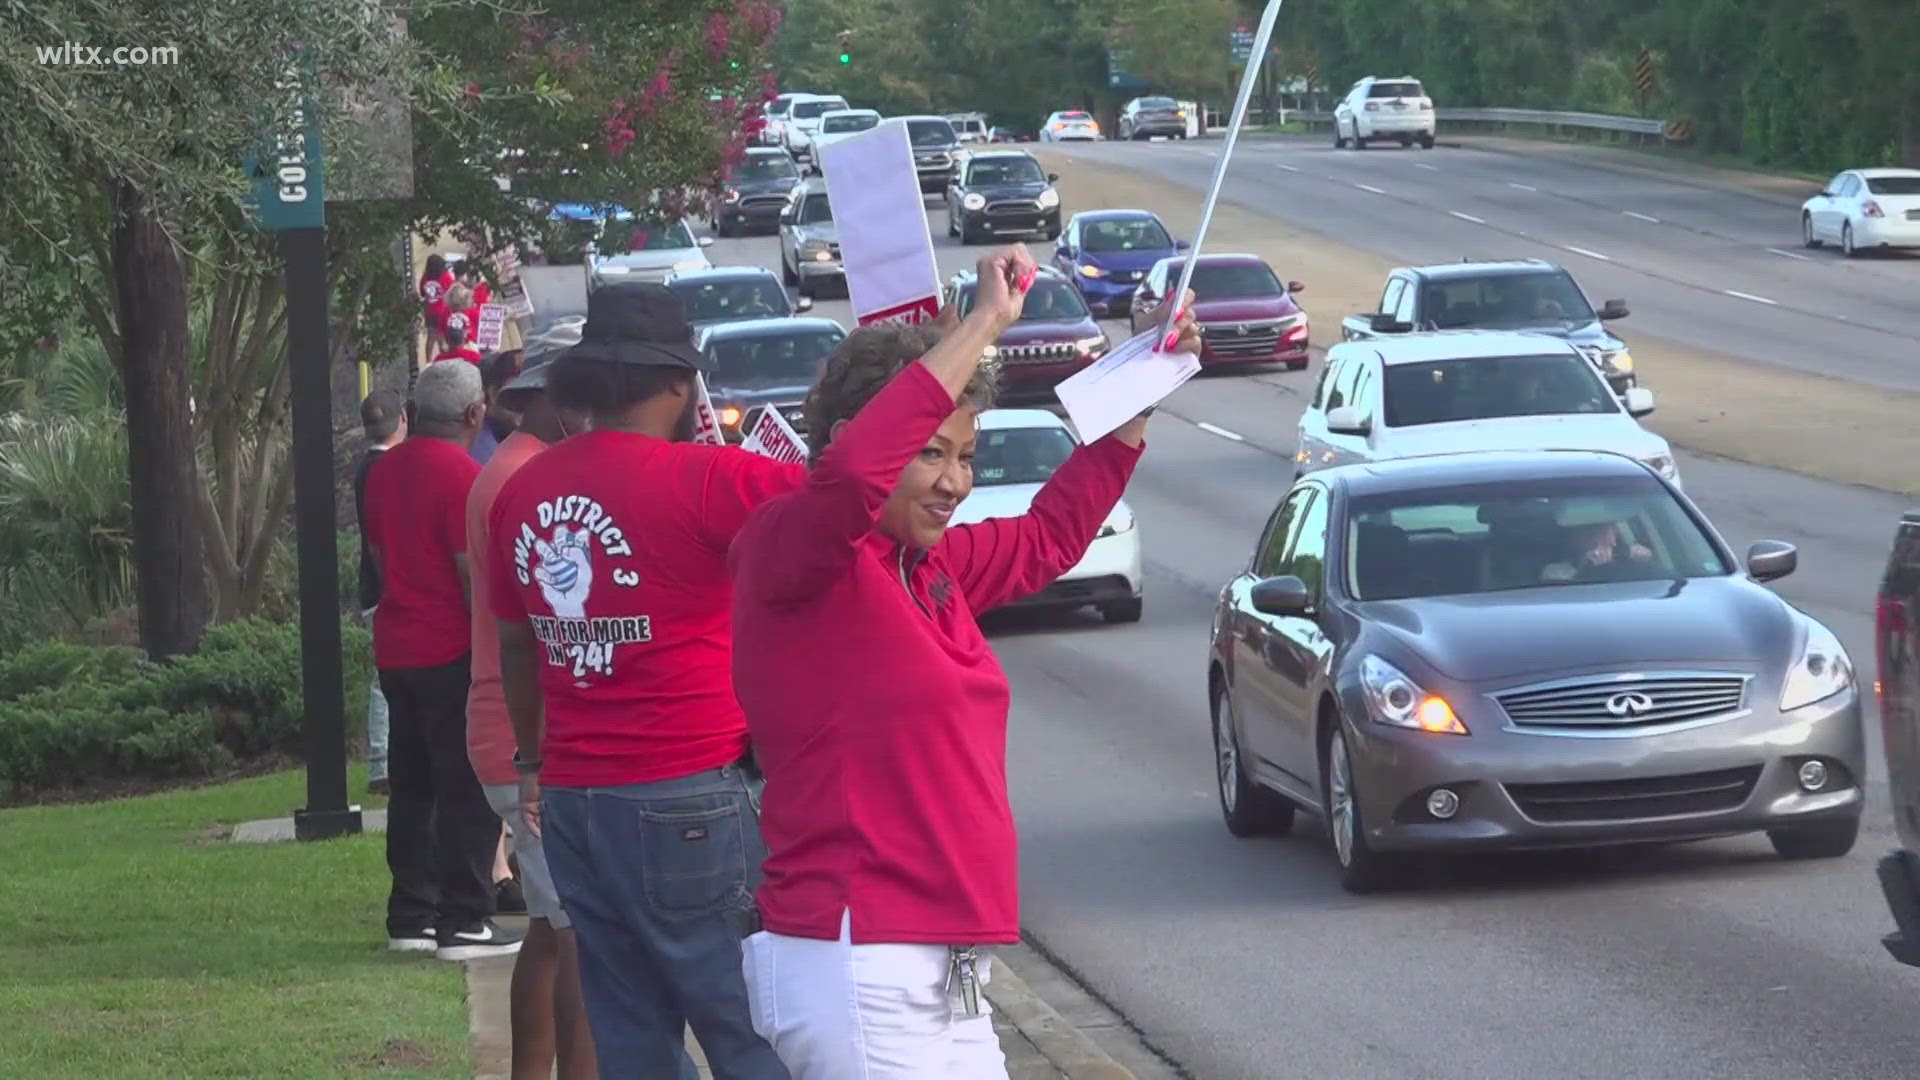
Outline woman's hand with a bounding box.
[1160,288,1202,356]
[971,244,1038,331]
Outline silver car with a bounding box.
[778,178,842,300]
[585,215,712,290]
[1207,449,1864,893]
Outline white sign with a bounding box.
[1054,328,1201,444]
[739,406,809,465]
[817,120,942,327]
[496,244,535,319]
[474,303,508,350]
[690,372,726,446]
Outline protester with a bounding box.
[465,356,597,1079]
[459,260,493,312]
[730,246,1199,1078]
[487,282,802,1078]
[353,389,407,796]
[436,320,484,366]
[422,254,456,366]
[364,359,523,961]
[472,349,525,466]
[444,283,476,347]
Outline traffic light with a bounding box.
[837,31,851,65]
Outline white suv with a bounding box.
[1333,77,1435,150]
[783,93,850,164]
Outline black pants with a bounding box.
[379,655,498,935]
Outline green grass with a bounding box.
[0,768,471,1079]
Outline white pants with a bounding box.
[740,910,1009,1079]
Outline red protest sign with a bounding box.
[859,294,940,328]
[739,407,809,465]
[690,372,726,446]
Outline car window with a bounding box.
[621,218,696,250]
[1369,81,1424,99]
[1325,357,1363,410]
[1014,279,1087,321]
[1255,488,1313,577]
[1310,359,1337,409]
[733,154,798,181]
[1420,271,1596,328]
[1188,262,1283,298]
[1082,217,1173,252]
[1349,363,1377,417]
[1390,281,1419,325]
[1379,277,1406,317]
[1280,489,1331,598]
[967,157,1045,185]
[1866,175,1920,195]
[973,426,1077,486]
[1139,97,1177,109]
[797,192,832,224]
[672,279,790,323]
[708,330,843,385]
[1346,475,1731,600]
[821,113,879,134]
[1382,353,1618,427]
[907,118,956,146]
[791,98,847,120]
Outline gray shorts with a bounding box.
[483,783,570,928]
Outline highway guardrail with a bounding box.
[1294,107,1669,141]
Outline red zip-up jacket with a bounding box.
[729,361,1142,944]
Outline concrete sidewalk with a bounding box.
[466,921,1175,1079]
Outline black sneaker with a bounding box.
[387,927,436,954]
[436,919,525,961]
[495,877,527,915]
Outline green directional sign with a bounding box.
[245,58,326,231]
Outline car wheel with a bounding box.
[1420,134,1436,149]
[1323,725,1401,893]
[960,221,982,245]
[1768,817,1860,859]
[1842,222,1861,258]
[1212,688,1295,837]
[1333,122,1346,149]
[1044,226,1061,242]
[1354,134,1370,150]
[782,254,796,286]
[1802,213,1822,249]
[1100,597,1143,624]
[1399,137,1413,148]
[798,278,816,300]
[947,210,957,238]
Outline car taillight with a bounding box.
[1865,200,1886,218]
[1878,593,1908,708]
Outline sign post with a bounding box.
[247,57,360,843]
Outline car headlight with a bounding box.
[1780,618,1853,711]
[1078,263,1105,278]
[1608,349,1633,373]
[718,405,744,428]
[962,193,986,210]
[1038,188,1060,209]
[1639,454,1677,480]
[1097,511,1134,538]
[1075,334,1109,355]
[1359,656,1468,735]
[800,239,831,257]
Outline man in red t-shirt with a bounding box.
[488,283,802,1078]
[364,359,523,962]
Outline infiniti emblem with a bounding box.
[1236,324,1250,336]
[1605,691,1655,717]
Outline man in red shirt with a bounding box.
[465,356,597,1078]
[364,358,523,961]
[488,283,802,1078]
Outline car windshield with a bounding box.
[708,330,842,384]
[1082,217,1172,252]
[1423,271,1597,329]
[1166,261,1283,298]
[959,279,1086,321]
[1139,97,1177,109]
[791,98,845,120]
[1346,475,1730,601]
[822,113,878,134]
[767,97,795,116]
[907,119,956,145]
[1867,175,1920,195]
[796,193,832,224]
[733,155,798,181]
[617,218,696,251]
[967,157,1045,185]
[1382,353,1617,427]
[672,279,790,323]
[1369,81,1423,99]
[973,426,1077,486]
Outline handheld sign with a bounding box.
[1055,327,1200,443]
[473,303,508,350]
[817,120,942,327]
[689,373,727,446]
[739,406,810,465]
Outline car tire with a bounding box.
[1802,214,1822,249]
[1768,817,1860,859]
[1420,134,1436,149]
[1287,359,1309,371]
[1399,137,1413,148]
[947,210,958,238]
[1842,222,1861,258]
[1323,724,1402,893]
[1100,597,1143,624]
[1333,123,1347,149]
[1354,134,1370,150]
[1212,688,1295,838]
[781,254,796,286]
[1044,226,1061,242]
[960,221,982,245]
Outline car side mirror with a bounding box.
[697,236,714,248]
[1288,280,1306,294]
[1090,301,1110,317]
[779,209,795,224]
[1817,189,1834,198]
[1250,575,1314,617]
[1175,239,1192,251]
[1056,244,1074,258]
[1369,313,1411,333]
[1623,387,1655,416]
[1746,540,1797,582]
[1599,299,1630,320]
[1326,406,1372,436]
[795,296,814,312]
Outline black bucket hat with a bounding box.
[499,356,552,401]
[564,282,709,371]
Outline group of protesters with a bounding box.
[356,240,1199,1080]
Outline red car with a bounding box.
[944,267,1109,403]
[1129,253,1310,370]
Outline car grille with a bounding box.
[1200,320,1287,357]
[916,152,952,168]
[993,342,1080,365]
[1109,270,1143,283]
[1496,673,1750,731]
[1506,765,1762,823]
[987,199,1040,216]
[776,402,807,433]
[740,195,788,211]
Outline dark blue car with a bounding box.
[1050,210,1189,317]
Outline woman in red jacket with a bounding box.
[730,245,1196,1078]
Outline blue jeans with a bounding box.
[543,766,788,1080]
[364,608,388,783]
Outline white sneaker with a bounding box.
[387,928,437,954]
[435,919,525,961]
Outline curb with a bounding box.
[986,957,1137,1079]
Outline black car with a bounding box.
[1342,260,1636,394]
[663,266,809,331]
[899,115,963,195]
[1118,96,1187,140]
[710,148,803,237]
[1876,512,1920,966]
[691,317,846,440]
[944,151,1062,245]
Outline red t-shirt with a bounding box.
[466,431,548,786]
[366,436,482,670]
[730,363,1141,945]
[421,270,455,333]
[435,345,483,365]
[487,431,805,787]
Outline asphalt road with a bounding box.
[554,144,1920,1076]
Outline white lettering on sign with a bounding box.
[270,69,311,204]
[739,407,809,465]
[474,303,508,351]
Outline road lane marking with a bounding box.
[1624,211,1660,223]
[1415,163,1439,171]
[1724,289,1778,305]
[1355,183,1385,194]
[1196,422,1245,442]
[1766,247,1812,261]
[1277,164,1300,172]
[1450,211,1486,223]
[1507,182,1537,192]
[1562,245,1611,261]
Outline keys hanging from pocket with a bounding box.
[946,946,982,1017]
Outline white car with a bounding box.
[953,409,1144,623]
[947,112,990,144]
[1040,110,1101,141]
[584,215,712,290]
[760,92,803,146]
[1296,331,1679,487]
[1333,76,1435,150]
[782,93,850,164]
[808,108,882,167]
[1801,168,1920,257]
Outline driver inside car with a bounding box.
[1541,521,1655,583]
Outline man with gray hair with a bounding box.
[364,360,524,961]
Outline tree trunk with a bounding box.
[111,177,209,659]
